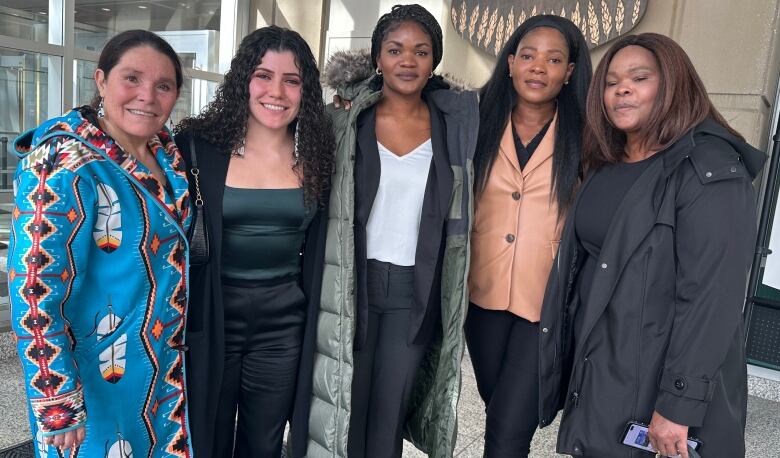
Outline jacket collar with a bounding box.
[498,111,558,177]
[14,107,191,229]
[660,117,766,179]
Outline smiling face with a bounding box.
[508,27,574,106]
[95,45,178,146]
[247,50,303,133]
[603,45,661,140]
[375,20,434,98]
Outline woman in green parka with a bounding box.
[305,5,478,458]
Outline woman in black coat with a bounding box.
[538,33,765,458]
[174,27,333,458]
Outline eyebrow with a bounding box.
[122,67,176,84]
[518,45,566,54]
[385,40,431,48]
[254,66,301,77]
[607,65,656,76]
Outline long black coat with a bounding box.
[538,119,766,457]
[175,130,327,458]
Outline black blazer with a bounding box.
[353,97,454,349]
[175,130,327,458]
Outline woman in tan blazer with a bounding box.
[465,15,592,458]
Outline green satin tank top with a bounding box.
[221,186,314,280]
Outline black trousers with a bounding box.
[214,276,306,458]
[348,260,430,458]
[464,302,540,458]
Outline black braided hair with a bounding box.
[175,26,334,207]
[369,4,449,92]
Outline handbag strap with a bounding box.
[188,135,204,208]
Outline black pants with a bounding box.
[348,260,430,458]
[464,302,540,458]
[214,276,306,458]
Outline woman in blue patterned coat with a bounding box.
[8,30,193,458]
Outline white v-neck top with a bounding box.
[366,139,433,266]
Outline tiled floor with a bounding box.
[1,336,778,457]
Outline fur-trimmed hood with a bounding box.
[321,48,472,92]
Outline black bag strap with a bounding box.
[188,135,203,209]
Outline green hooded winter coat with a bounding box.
[305,70,478,458]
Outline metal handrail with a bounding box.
[744,100,780,343]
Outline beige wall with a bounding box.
[631,0,780,151]
[439,0,780,151]
[250,0,327,63]
[250,0,780,151]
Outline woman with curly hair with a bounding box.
[174,26,334,458]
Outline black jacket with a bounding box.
[538,119,766,457]
[175,130,327,458]
[353,98,453,349]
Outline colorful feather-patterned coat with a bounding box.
[8,107,193,458]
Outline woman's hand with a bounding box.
[648,411,689,458]
[45,426,86,452]
[333,95,352,110]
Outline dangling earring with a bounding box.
[564,80,570,85]
[231,141,245,158]
[429,72,434,79]
[375,67,382,76]
[97,97,105,118]
[293,121,300,165]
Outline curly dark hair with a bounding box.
[175,26,334,206]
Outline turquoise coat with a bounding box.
[8,108,193,457]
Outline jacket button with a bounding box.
[601,263,607,269]
[705,171,713,177]
[674,378,685,390]
[730,166,737,173]
[506,234,515,243]
[512,191,521,200]
[542,327,549,333]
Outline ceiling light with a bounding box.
[138,5,148,9]
[101,7,111,11]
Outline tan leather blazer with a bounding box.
[469,115,562,321]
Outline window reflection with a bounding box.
[0,1,51,43]
[74,1,222,72]
[0,48,60,191]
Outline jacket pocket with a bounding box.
[448,165,463,220]
[563,355,592,417]
[78,305,140,364]
[632,249,651,419]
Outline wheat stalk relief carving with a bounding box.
[451,0,648,56]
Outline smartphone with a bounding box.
[621,421,702,453]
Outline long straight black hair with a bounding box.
[475,15,591,215]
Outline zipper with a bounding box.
[568,356,591,411]
[632,249,651,420]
